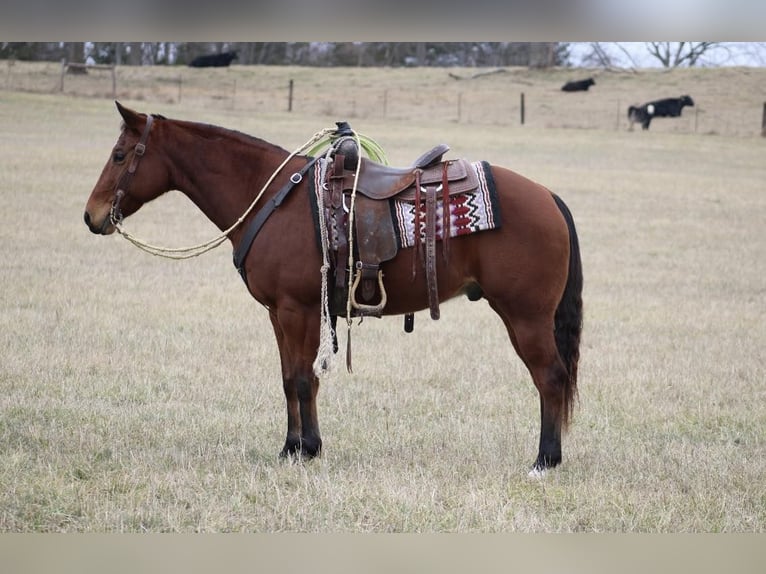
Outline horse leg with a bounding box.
[489,303,569,472]
[268,306,322,458]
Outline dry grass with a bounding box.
[1,64,765,532]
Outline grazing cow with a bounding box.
[188,51,238,68]
[628,95,695,130]
[561,77,595,92]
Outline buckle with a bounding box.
[134,143,146,156]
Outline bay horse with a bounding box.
[84,102,583,473]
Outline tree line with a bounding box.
[3,42,749,69]
[1,42,568,68]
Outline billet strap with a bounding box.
[441,161,451,262]
[425,185,440,320]
[411,169,423,281]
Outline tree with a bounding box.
[645,42,720,68]
[580,42,732,69]
[66,42,86,64]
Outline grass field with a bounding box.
[1,64,765,532]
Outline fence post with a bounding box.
[111,66,116,98]
[288,79,294,112]
[761,102,766,137]
[6,59,12,90]
[59,59,66,92]
[520,92,525,125]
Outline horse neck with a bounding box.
[163,121,292,233]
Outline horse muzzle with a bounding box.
[83,210,116,235]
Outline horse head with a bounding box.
[84,101,171,235]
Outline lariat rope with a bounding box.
[111,121,388,376]
[311,131,367,375]
[311,151,336,376]
[113,127,338,259]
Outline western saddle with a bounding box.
[322,138,481,328]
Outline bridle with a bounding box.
[110,114,155,226]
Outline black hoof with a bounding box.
[280,436,322,460]
[532,453,561,472]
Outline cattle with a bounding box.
[561,77,595,92]
[188,51,238,68]
[628,95,695,130]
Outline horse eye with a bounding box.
[113,151,126,163]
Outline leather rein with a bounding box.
[107,112,320,289]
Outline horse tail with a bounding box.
[551,193,583,427]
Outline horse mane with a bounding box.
[162,115,290,155]
[119,113,289,155]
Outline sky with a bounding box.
[567,42,766,68]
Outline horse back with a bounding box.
[377,163,571,315]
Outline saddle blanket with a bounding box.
[392,160,501,248]
[308,159,501,250]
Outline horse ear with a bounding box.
[115,101,144,131]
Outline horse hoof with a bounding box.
[280,438,322,460]
[527,467,547,479]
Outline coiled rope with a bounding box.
[112,122,388,375]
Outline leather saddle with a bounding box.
[322,144,480,321]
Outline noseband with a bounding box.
[110,114,155,225]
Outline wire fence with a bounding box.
[4,60,765,138]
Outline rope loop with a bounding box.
[114,127,337,260]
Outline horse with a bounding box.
[83,102,583,473]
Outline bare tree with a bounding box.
[580,43,623,69]
[581,42,728,69]
[645,42,720,67]
[66,42,86,64]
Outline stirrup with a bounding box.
[350,269,387,315]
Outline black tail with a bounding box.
[551,193,583,427]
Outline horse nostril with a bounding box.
[84,211,100,234]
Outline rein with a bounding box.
[106,115,388,376]
[110,124,337,260]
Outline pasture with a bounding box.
[1,64,765,532]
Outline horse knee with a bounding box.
[296,377,318,402]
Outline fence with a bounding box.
[60,61,116,97]
[4,60,765,138]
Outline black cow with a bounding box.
[188,51,238,68]
[628,95,695,130]
[561,77,595,92]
